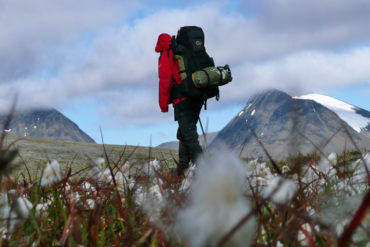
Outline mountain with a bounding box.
[157,132,218,150]
[210,90,370,160]
[0,108,95,143]
[293,94,370,135]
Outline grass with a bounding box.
[3,135,177,180]
[1,138,179,246]
[0,127,369,246]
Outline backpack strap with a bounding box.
[217,67,223,85]
[170,36,177,62]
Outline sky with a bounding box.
[1,0,369,146]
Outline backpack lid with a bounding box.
[176,26,205,52]
[155,33,172,53]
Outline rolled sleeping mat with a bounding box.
[192,64,232,88]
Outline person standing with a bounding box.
[155,33,203,176]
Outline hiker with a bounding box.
[155,27,232,176]
[155,32,203,176]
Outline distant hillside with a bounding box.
[210,90,370,160]
[157,132,218,150]
[3,135,177,175]
[0,108,95,143]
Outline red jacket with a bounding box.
[155,33,183,112]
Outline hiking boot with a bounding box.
[176,166,187,177]
[169,166,185,179]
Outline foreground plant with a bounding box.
[0,141,368,246]
[177,152,256,247]
[0,191,32,238]
[40,160,62,187]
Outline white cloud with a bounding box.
[0,0,139,81]
[0,0,369,125]
[95,90,173,125]
[225,46,370,103]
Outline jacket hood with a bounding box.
[155,33,172,53]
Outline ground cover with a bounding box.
[0,134,369,246]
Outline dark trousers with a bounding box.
[174,99,203,170]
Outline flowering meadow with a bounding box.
[0,133,369,246]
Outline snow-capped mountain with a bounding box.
[210,90,370,160]
[293,94,370,133]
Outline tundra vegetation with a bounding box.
[0,114,369,247]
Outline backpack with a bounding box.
[170,26,232,109]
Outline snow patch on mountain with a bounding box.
[293,94,370,133]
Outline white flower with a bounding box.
[149,184,163,203]
[350,153,370,192]
[95,157,105,169]
[64,183,71,192]
[101,168,113,183]
[93,160,133,192]
[245,159,259,173]
[263,175,298,204]
[135,184,164,208]
[318,152,337,177]
[73,192,81,202]
[297,223,315,246]
[0,204,17,235]
[254,162,273,182]
[35,203,48,217]
[40,160,62,187]
[114,171,131,192]
[150,159,160,171]
[281,165,290,174]
[140,159,161,176]
[14,197,33,219]
[244,160,274,191]
[0,193,8,207]
[306,206,316,217]
[336,218,350,236]
[179,164,197,192]
[0,195,33,236]
[86,199,95,209]
[177,152,255,247]
[135,183,165,223]
[81,181,96,195]
[87,157,107,181]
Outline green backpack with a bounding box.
[170,26,232,108]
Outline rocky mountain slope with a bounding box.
[0,108,95,143]
[210,90,370,160]
[294,93,370,137]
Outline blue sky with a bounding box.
[1,0,369,146]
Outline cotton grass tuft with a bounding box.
[177,152,256,247]
[0,194,32,236]
[263,175,298,204]
[40,160,62,187]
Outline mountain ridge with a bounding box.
[293,93,370,133]
[209,89,370,160]
[0,108,95,143]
